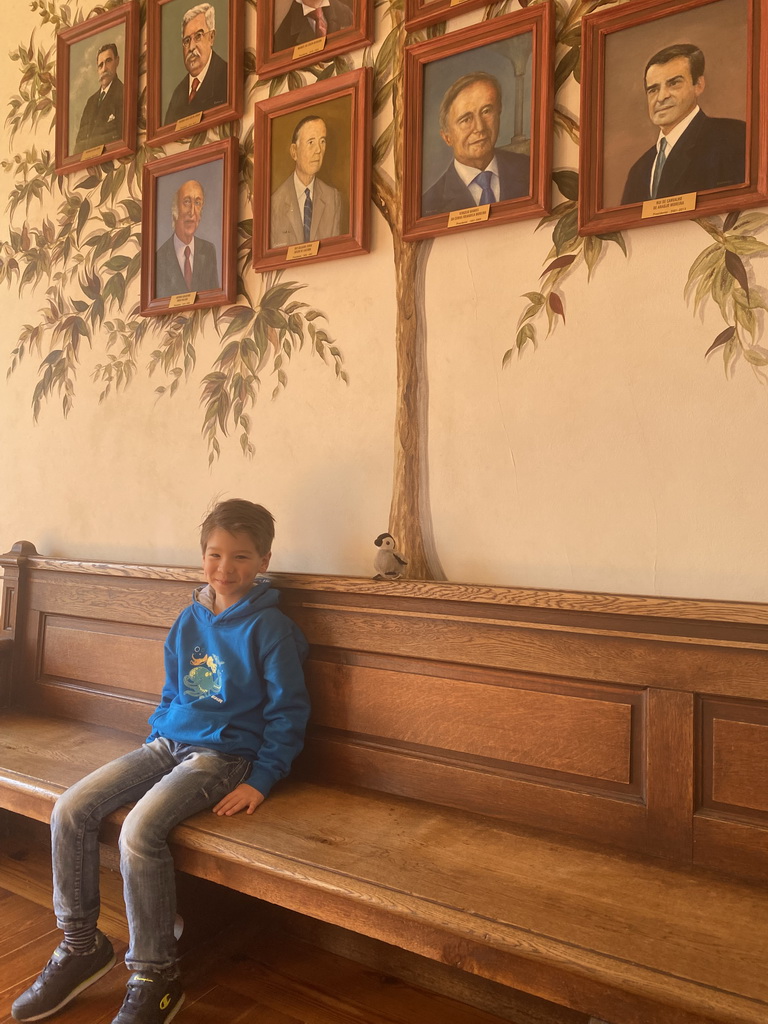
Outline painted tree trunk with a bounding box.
[372,19,445,582]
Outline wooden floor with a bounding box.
[0,840,521,1024]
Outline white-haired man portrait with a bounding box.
[164,3,228,125]
[155,179,220,298]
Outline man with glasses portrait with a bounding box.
[164,3,228,125]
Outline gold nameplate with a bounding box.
[286,241,320,260]
[450,0,468,7]
[447,204,490,228]
[642,192,697,219]
[81,145,105,160]
[175,112,204,132]
[168,291,197,307]
[293,36,326,59]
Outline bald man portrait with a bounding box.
[621,43,746,205]
[155,179,220,298]
[73,43,124,153]
[270,115,343,248]
[164,3,228,125]
[422,71,530,217]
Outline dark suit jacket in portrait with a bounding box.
[270,174,343,248]
[73,78,124,153]
[155,234,220,298]
[421,148,530,217]
[164,49,228,125]
[621,110,747,205]
[273,0,353,51]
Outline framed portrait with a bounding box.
[252,68,372,272]
[146,0,244,146]
[140,137,238,317]
[55,2,139,175]
[579,0,768,234]
[402,4,554,243]
[255,0,372,80]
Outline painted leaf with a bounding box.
[705,326,735,357]
[548,292,566,324]
[723,211,740,232]
[552,169,578,202]
[554,47,579,94]
[744,348,768,366]
[724,249,749,298]
[596,232,627,257]
[541,254,576,277]
[552,208,579,256]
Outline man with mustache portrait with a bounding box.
[164,3,228,125]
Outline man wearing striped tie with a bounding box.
[421,72,531,218]
[620,44,746,206]
[155,179,221,299]
[270,115,344,248]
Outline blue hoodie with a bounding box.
[147,579,310,797]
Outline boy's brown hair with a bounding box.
[200,499,275,556]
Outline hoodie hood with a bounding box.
[191,577,278,619]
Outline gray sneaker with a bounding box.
[11,930,115,1021]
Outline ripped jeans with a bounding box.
[50,737,250,974]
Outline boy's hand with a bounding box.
[212,783,265,816]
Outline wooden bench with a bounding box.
[1,540,767,1024]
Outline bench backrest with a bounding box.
[3,542,768,882]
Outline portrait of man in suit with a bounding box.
[155,179,220,298]
[422,72,530,217]
[164,2,228,125]
[73,42,124,153]
[621,43,746,204]
[273,0,353,52]
[270,114,343,248]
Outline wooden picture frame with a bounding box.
[140,137,238,316]
[402,4,554,243]
[146,0,244,146]
[55,2,139,175]
[253,68,372,272]
[579,0,768,234]
[255,0,372,81]
[404,0,486,34]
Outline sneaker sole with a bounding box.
[12,951,117,1022]
[163,994,185,1023]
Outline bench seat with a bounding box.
[1,709,766,1024]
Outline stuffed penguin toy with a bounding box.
[373,533,407,579]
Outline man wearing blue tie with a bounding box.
[421,72,530,217]
[620,44,746,206]
[270,115,344,248]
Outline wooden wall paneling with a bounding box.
[0,542,37,706]
[288,599,768,701]
[39,615,166,696]
[306,659,636,784]
[693,696,768,881]
[644,688,694,861]
[25,571,191,629]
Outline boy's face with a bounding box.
[202,528,270,611]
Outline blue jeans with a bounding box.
[50,737,250,974]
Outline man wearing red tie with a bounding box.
[273,0,353,53]
[164,3,228,126]
[155,180,220,299]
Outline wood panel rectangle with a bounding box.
[27,572,190,628]
[699,698,768,822]
[307,660,635,784]
[289,604,768,701]
[40,616,165,697]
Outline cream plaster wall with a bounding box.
[1,1,767,602]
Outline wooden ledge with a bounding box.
[7,546,768,628]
